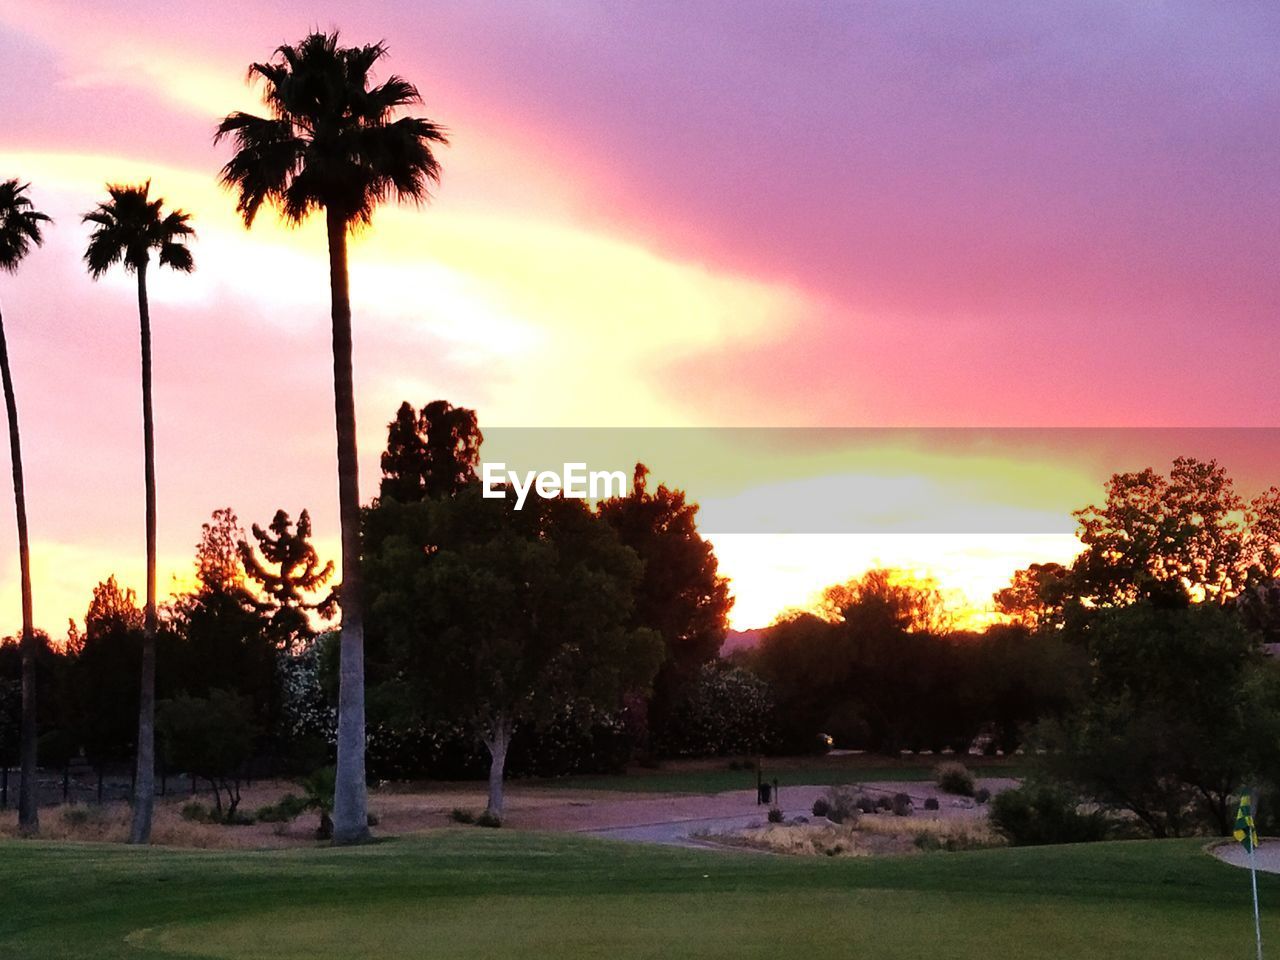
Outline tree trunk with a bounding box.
[484,717,511,820]
[327,208,369,845]
[0,302,38,834]
[129,264,158,845]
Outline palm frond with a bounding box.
[215,31,448,230]
[82,181,196,278]
[0,179,52,272]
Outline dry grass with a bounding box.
[698,813,1003,858]
[0,800,313,848]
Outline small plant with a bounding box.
[475,811,502,828]
[767,806,785,823]
[974,787,992,805]
[299,766,336,840]
[923,797,940,811]
[855,794,877,814]
[891,792,913,817]
[811,797,831,818]
[874,796,893,812]
[449,808,476,824]
[367,811,380,827]
[913,831,943,852]
[180,801,212,823]
[255,793,308,823]
[62,807,93,827]
[935,761,975,797]
[819,786,860,825]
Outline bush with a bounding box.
[892,793,913,816]
[874,795,892,812]
[180,801,212,823]
[767,806,784,823]
[855,794,877,814]
[255,793,308,823]
[820,786,860,825]
[974,787,991,804]
[811,797,831,818]
[935,761,975,797]
[914,832,942,852]
[989,781,1109,846]
[923,797,939,811]
[449,808,476,824]
[62,807,93,827]
[475,811,502,829]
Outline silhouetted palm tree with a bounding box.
[0,179,51,834]
[83,182,194,844]
[215,31,447,844]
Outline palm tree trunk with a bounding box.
[128,264,158,845]
[327,208,369,845]
[0,302,38,834]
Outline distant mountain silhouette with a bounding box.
[721,627,765,656]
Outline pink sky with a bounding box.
[1,2,1278,633]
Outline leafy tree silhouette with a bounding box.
[380,400,482,503]
[239,509,335,650]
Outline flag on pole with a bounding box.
[1237,791,1259,853]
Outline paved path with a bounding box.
[1214,839,1280,873]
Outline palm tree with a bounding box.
[215,31,447,844]
[83,182,194,844]
[0,180,51,834]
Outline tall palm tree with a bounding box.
[0,180,51,834]
[83,182,194,845]
[215,31,447,844]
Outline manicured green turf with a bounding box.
[552,758,1027,793]
[0,831,1272,958]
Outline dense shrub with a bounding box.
[923,797,939,811]
[475,811,502,828]
[811,797,831,818]
[874,796,893,812]
[767,807,785,823]
[855,794,877,814]
[820,786,861,825]
[974,787,992,804]
[255,793,308,823]
[935,761,975,797]
[449,808,475,824]
[989,781,1109,846]
[892,793,914,816]
[653,662,777,757]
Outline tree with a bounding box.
[169,511,278,740]
[366,487,663,818]
[379,400,482,503]
[238,509,334,650]
[1038,603,1280,837]
[216,32,448,844]
[71,578,146,770]
[157,690,259,820]
[83,181,194,844]
[597,464,732,751]
[993,562,1072,630]
[1072,458,1250,608]
[0,179,51,832]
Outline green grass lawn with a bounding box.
[551,754,1028,793]
[0,830,1272,959]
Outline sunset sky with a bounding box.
[1,2,1278,634]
